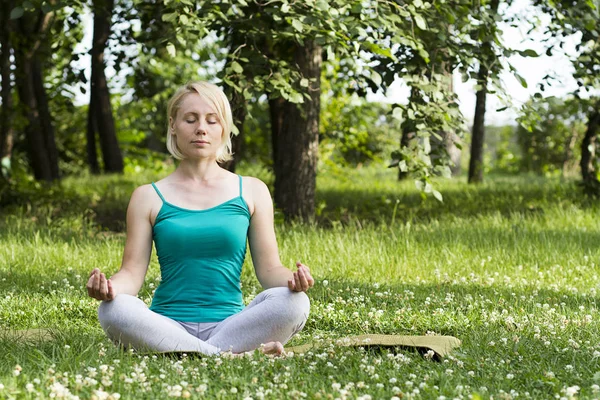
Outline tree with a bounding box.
[532,0,600,194]
[11,3,60,182]
[516,97,585,176]
[88,0,123,174]
[0,0,15,175]
[468,0,502,184]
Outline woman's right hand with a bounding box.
[86,268,116,301]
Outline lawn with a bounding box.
[1,166,599,399]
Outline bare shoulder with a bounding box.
[130,184,156,203]
[241,176,272,216]
[128,184,162,219]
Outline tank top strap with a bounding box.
[151,182,166,203]
[238,175,243,197]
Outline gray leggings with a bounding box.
[98,287,310,355]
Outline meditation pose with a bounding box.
[86,81,313,356]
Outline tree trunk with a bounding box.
[273,41,321,220]
[0,0,14,164]
[13,10,59,182]
[32,57,59,179]
[269,96,285,169]
[580,109,600,194]
[86,89,101,174]
[468,64,488,183]
[15,53,57,181]
[221,70,247,172]
[468,0,500,184]
[90,0,123,173]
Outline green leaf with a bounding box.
[423,137,431,154]
[179,14,189,25]
[291,19,303,32]
[371,71,382,87]
[518,49,539,57]
[162,12,178,22]
[432,190,443,202]
[414,14,427,30]
[300,78,309,87]
[362,42,395,60]
[289,92,304,104]
[10,7,24,19]
[231,61,244,74]
[398,160,407,172]
[282,3,290,13]
[166,43,176,58]
[514,73,528,88]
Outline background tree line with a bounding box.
[1,0,599,220]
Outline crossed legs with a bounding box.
[98,287,310,355]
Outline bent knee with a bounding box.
[97,294,140,331]
[264,287,310,324]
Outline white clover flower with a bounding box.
[591,384,600,393]
[506,374,514,379]
[468,371,475,377]
[565,385,580,397]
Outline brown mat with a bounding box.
[2,328,55,342]
[285,334,461,359]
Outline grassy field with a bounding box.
[1,165,599,399]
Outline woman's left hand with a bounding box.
[288,261,315,292]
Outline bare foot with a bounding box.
[260,341,284,356]
[221,341,285,358]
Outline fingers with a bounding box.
[287,278,296,291]
[86,269,99,298]
[85,269,114,301]
[107,279,115,301]
[292,261,314,292]
[296,268,309,291]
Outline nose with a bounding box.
[196,121,207,135]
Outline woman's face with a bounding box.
[170,93,223,160]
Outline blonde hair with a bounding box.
[166,81,234,163]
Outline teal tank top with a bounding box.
[149,175,250,322]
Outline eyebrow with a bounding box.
[182,112,218,118]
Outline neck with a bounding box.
[175,158,224,182]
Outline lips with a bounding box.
[192,140,209,144]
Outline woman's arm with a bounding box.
[86,185,156,300]
[247,178,314,291]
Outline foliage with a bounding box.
[160,0,477,195]
[320,64,397,167]
[517,97,586,176]
[480,125,521,175]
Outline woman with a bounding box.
[86,81,313,356]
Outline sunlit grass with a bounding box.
[1,166,599,399]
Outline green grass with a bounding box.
[1,166,600,399]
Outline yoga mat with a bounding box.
[285,334,461,359]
